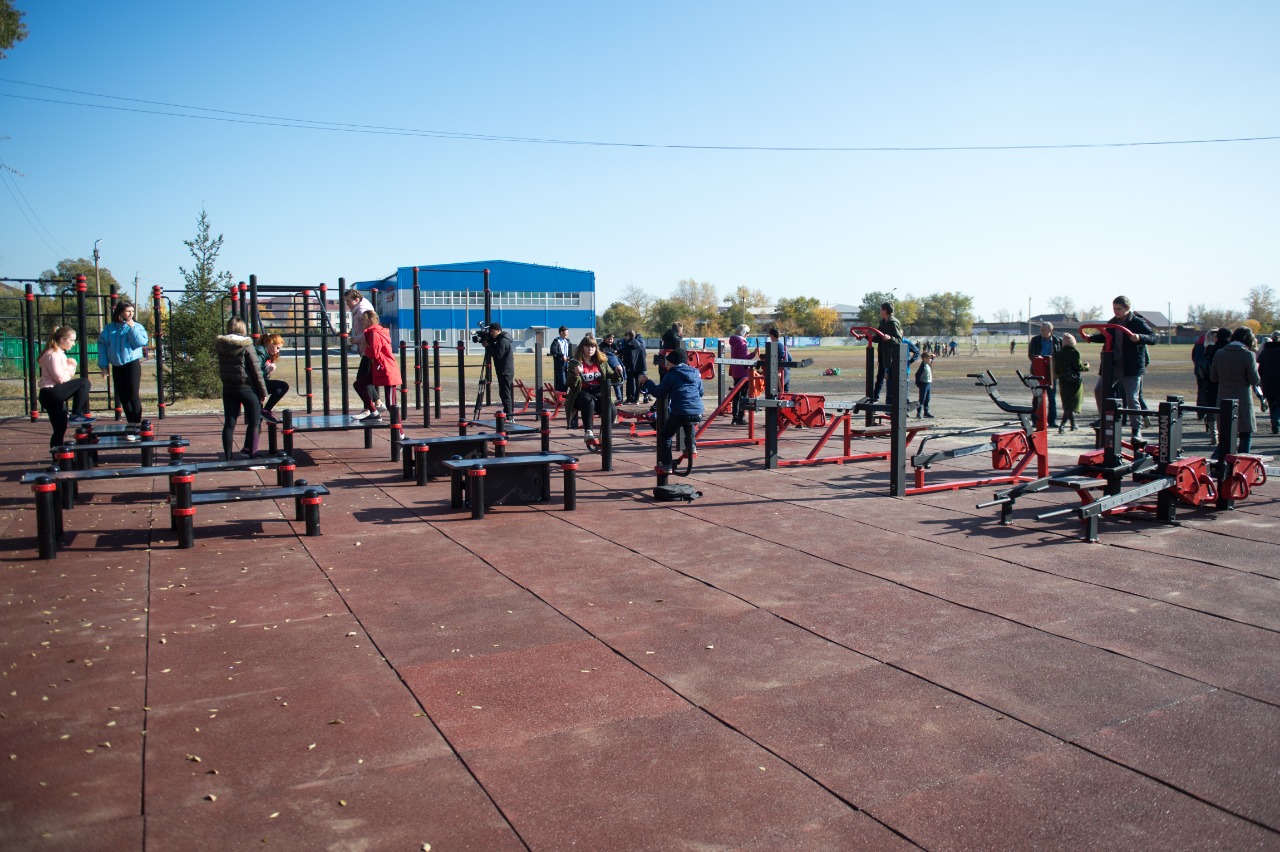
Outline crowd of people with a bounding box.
[31,289,1280,463]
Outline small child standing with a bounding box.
[915,352,934,418]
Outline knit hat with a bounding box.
[666,348,687,364]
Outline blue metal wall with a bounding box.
[354,260,595,346]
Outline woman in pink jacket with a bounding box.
[38,325,95,448]
[353,310,401,420]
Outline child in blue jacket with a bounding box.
[641,349,705,473]
[97,301,149,426]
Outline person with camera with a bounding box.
[566,335,621,450]
[480,322,516,418]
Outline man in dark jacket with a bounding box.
[1028,321,1063,428]
[1087,296,1157,438]
[484,322,515,417]
[642,349,704,473]
[1257,331,1280,434]
[870,302,903,403]
[620,330,647,403]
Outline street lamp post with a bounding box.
[93,239,104,334]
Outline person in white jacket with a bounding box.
[344,289,383,415]
[38,326,95,447]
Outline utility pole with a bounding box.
[134,273,140,308]
[93,239,105,333]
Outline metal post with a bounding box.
[229,283,240,323]
[151,286,166,419]
[338,277,350,415]
[108,282,120,420]
[303,489,322,536]
[534,331,545,418]
[301,291,313,413]
[433,341,443,419]
[415,445,430,486]
[283,409,295,456]
[457,340,467,435]
[173,473,195,549]
[469,467,487,520]
[25,284,38,421]
[74,275,89,386]
[34,476,60,560]
[888,343,907,497]
[482,268,492,406]
[540,411,551,453]
[294,479,308,521]
[562,461,578,510]
[277,457,296,487]
[717,338,726,406]
[390,403,402,462]
[1215,398,1239,511]
[399,340,409,421]
[421,342,431,427]
[764,341,780,470]
[239,282,249,324]
[600,391,614,471]
[864,341,876,427]
[319,284,331,415]
[450,459,465,508]
[412,267,422,410]
[249,274,260,341]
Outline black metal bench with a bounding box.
[268,409,403,460]
[398,433,504,484]
[441,453,580,519]
[173,480,331,548]
[53,436,191,470]
[23,457,302,560]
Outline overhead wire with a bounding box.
[0,166,64,262]
[1,78,1278,152]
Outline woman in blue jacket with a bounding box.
[98,301,149,427]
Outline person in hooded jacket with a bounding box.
[1258,330,1280,434]
[483,322,516,418]
[354,310,402,420]
[620,330,647,403]
[641,348,705,473]
[1210,327,1264,454]
[215,318,268,460]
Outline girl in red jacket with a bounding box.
[354,310,401,421]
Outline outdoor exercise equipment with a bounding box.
[442,453,581,519]
[904,365,1051,495]
[979,396,1268,541]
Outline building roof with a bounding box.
[1135,310,1171,328]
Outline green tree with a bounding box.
[169,209,234,398]
[599,302,643,335]
[1,1,28,60]
[916,291,975,336]
[1186,303,1245,331]
[856,291,896,326]
[1244,285,1278,329]
[809,305,841,336]
[773,296,820,335]
[721,285,770,332]
[646,298,685,337]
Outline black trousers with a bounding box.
[40,379,91,448]
[353,356,381,411]
[573,388,603,430]
[497,373,515,417]
[111,360,143,424]
[264,379,289,411]
[222,386,262,459]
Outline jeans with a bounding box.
[40,379,91,448]
[553,358,568,393]
[1094,374,1143,432]
[222,385,262,459]
[659,414,700,469]
[915,382,931,414]
[111,360,143,424]
[1044,382,1058,427]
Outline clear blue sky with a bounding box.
[1,1,1276,322]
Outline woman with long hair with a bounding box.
[255,333,290,423]
[97,300,149,427]
[215,318,268,459]
[566,335,621,450]
[38,326,95,448]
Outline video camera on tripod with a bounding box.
[470,320,491,345]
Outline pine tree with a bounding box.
[169,209,234,398]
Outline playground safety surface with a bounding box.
[1,412,1277,850]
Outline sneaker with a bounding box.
[924,413,935,419]
[364,410,382,421]
[376,400,388,414]
[125,434,141,442]
[351,409,374,421]
[69,413,96,424]
[261,410,280,424]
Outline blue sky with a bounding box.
[1,1,1276,322]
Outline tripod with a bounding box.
[471,344,494,421]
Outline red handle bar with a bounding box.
[848,325,889,342]
[1078,322,1132,353]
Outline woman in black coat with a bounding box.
[1257,331,1280,434]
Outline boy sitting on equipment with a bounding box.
[640,349,705,474]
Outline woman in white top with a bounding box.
[38,325,95,447]
[344,289,383,415]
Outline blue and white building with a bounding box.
[355,260,596,351]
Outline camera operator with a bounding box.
[480,322,516,418]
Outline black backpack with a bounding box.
[653,484,701,503]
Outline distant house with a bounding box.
[1029,313,1075,326]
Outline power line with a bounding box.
[2,78,1278,152]
[0,158,74,257]
[0,167,64,262]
